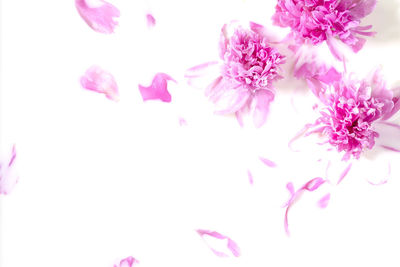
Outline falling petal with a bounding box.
[80,65,119,101]
[196,229,240,257]
[337,163,352,185]
[138,73,176,102]
[0,145,19,195]
[259,156,277,168]
[247,170,253,185]
[284,177,326,236]
[75,0,120,34]
[146,13,156,28]
[252,90,274,128]
[114,256,139,267]
[317,193,330,209]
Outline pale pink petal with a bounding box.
[380,145,400,153]
[247,169,253,185]
[0,145,19,195]
[75,0,120,34]
[114,256,139,267]
[138,73,176,102]
[259,156,277,168]
[196,229,240,257]
[146,13,156,28]
[326,36,345,61]
[80,65,119,101]
[337,163,352,185]
[178,117,188,126]
[349,0,377,19]
[252,89,274,128]
[317,193,331,209]
[284,177,326,236]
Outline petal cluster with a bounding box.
[272,0,376,58]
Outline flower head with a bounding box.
[75,0,120,34]
[272,0,376,59]
[308,69,399,160]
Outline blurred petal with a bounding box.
[247,169,254,185]
[337,163,352,185]
[317,193,330,209]
[138,73,176,102]
[75,0,120,34]
[146,13,156,28]
[114,256,139,267]
[196,229,240,257]
[259,156,277,168]
[252,89,274,128]
[350,0,377,19]
[0,145,19,195]
[80,65,119,101]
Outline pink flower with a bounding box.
[307,69,400,160]
[189,22,285,127]
[75,0,120,34]
[138,73,176,102]
[0,145,18,195]
[113,256,139,267]
[272,0,376,60]
[80,65,119,101]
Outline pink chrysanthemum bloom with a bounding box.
[187,22,285,127]
[307,69,400,160]
[272,0,376,60]
[75,0,120,34]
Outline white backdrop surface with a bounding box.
[1,0,400,266]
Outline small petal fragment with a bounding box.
[114,256,139,267]
[196,229,240,257]
[259,156,277,168]
[318,193,331,209]
[0,145,19,195]
[146,13,156,28]
[80,65,119,101]
[138,73,176,102]
[75,0,120,34]
[247,169,254,185]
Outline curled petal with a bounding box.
[80,65,119,101]
[0,145,19,195]
[75,0,120,34]
[114,256,139,267]
[146,13,156,28]
[138,73,176,102]
[196,229,240,257]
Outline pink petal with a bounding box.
[252,89,275,128]
[80,65,119,101]
[138,73,176,103]
[196,229,240,257]
[114,256,139,267]
[317,193,330,209]
[350,0,377,19]
[380,145,400,153]
[259,156,277,168]
[247,169,254,185]
[146,13,156,28]
[284,177,326,236]
[337,163,352,185]
[0,145,19,195]
[326,35,345,61]
[366,163,390,186]
[178,117,188,126]
[75,0,120,34]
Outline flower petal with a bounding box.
[349,0,377,19]
[196,229,240,257]
[146,13,156,28]
[114,256,139,267]
[0,145,19,195]
[138,73,176,102]
[337,163,352,185]
[80,65,119,101]
[251,89,275,128]
[259,156,277,168]
[317,193,330,209]
[75,0,120,34]
[247,169,254,185]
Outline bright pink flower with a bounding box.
[0,145,18,195]
[196,229,241,257]
[272,0,376,60]
[307,69,400,160]
[113,256,139,267]
[138,73,176,102]
[75,0,120,34]
[188,22,285,127]
[80,65,119,101]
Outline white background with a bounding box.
[2,0,400,266]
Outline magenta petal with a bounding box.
[252,89,274,128]
[80,65,119,101]
[259,156,277,168]
[196,229,240,257]
[114,256,139,267]
[0,145,19,195]
[350,0,377,19]
[138,73,176,102]
[75,0,120,34]
[337,163,352,185]
[247,170,254,185]
[146,13,156,28]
